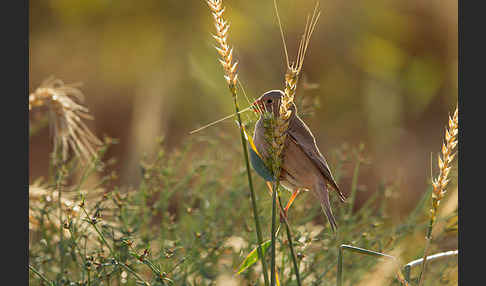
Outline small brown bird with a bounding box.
[252,90,346,231]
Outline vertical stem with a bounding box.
[278,196,301,286]
[56,163,65,277]
[270,180,279,286]
[418,202,436,286]
[29,264,53,286]
[417,237,431,286]
[80,206,150,286]
[347,160,360,216]
[233,96,270,286]
[337,246,343,286]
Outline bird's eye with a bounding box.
[267,99,273,104]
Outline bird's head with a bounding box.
[252,90,295,118]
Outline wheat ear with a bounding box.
[206,0,238,90]
[430,107,459,224]
[272,2,320,172]
[418,106,458,286]
[29,76,102,163]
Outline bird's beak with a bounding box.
[252,99,264,114]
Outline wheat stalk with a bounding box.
[205,2,270,285]
[265,3,320,286]
[29,76,102,164]
[418,106,458,286]
[271,2,321,174]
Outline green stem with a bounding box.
[68,223,86,280]
[417,237,431,286]
[270,179,279,286]
[418,197,438,286]
[80,205,150,286]
[80,206,115,257]
[56,163,65,277]
[233,95,270,286]
[277,196,301,286]
[119,263,151,286]
[29,264,53,286]
[347,159,361,216]
[337,246,343,286]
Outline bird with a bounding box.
[251,89,346,232]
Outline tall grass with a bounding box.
[205,1,269,285]
[417,106,458,286]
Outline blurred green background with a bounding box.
[29,0,457,215]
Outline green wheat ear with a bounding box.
[238,121,275,182]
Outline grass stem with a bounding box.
[347,159,361,216]
[55,162,66,278]
[233,96,270,286]
[80,204,150,286]
[270,179,279,286]
[418,107,458,286]
[337,246,343,286]
[29,264,53,285]
[277,195,301,286]
[417,237,431,286]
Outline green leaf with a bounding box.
[237,240,271,274]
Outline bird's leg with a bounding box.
[266,181,274,197]
[284,189,301,213]
[265,182,289,221]
[266,182,301,217]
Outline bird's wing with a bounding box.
[287,115,346,202]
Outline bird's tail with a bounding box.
[315,181,338,232]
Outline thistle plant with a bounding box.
[205,1,269,285]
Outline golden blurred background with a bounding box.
[29,0,457,215]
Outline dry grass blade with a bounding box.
[188,105,252,134]
[29,76,102,164]
[355,248,406,286]
[273,0,290,68]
